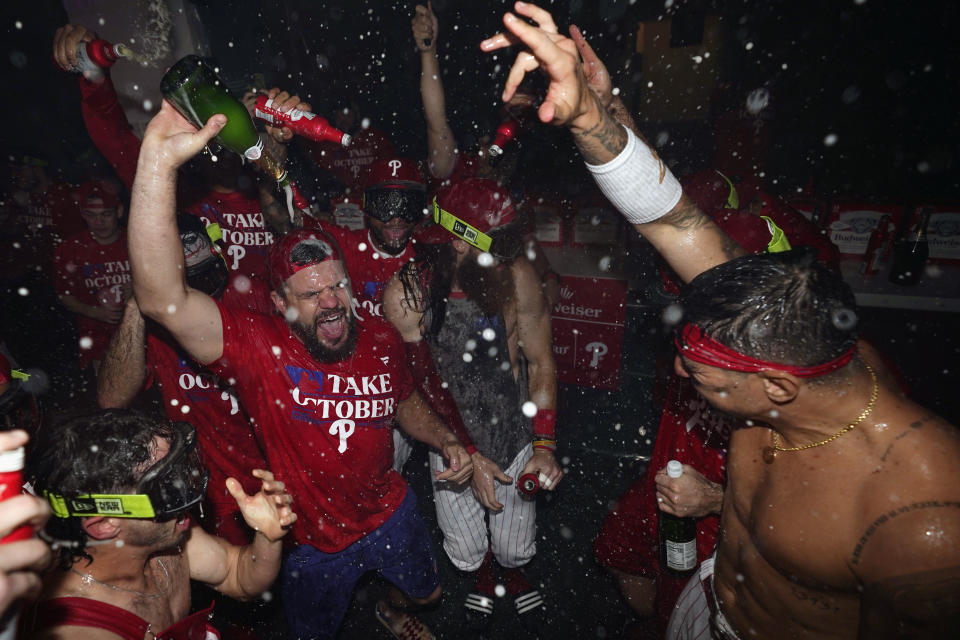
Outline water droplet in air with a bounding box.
[521,401,538,418]
[79,336,93,350]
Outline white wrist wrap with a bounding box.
[585,126,683,225]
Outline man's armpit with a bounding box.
[860,566,960,639]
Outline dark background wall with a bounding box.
[2,0,958,201]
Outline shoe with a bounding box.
[464,591,495,631]
[374,602,436,640]
[514,588,548,636]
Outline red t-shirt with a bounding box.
[307,222,415,320]
[79,77,273,281]
[52,231,130,368]
[309,126,395,195]
[210,304,413,552]
[185,189,274,281]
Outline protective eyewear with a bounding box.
[431,198,525,261]
[46,421,209,521]
[363,187,427,224]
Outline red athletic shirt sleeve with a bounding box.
[78,76,140,190]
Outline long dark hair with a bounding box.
[398,242,457,338]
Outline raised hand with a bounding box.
[52,24,96,73]
[412,2,439,53]
[249,87,313,144]
[470,452,513,511]
[480,2,597,131]
[228,469,297,543]
[139,100,226,171]
[569,24,613,109]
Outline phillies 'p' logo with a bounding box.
[389,159,402,176]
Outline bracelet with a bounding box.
[533,438,556,453]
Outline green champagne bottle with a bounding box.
[160,55,263,161]
[659,460,697,576]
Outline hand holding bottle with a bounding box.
[411,3,439,52]
[51,24,96,74]
[654,462,723,519]
[0,430,52,617]
[140,101,226,172]
[248,87,313,144]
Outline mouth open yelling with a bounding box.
[316,308,347,343]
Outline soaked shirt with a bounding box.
[427,294,530,469]
[210,305,413,552]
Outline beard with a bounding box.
[456,254,515,318]
[290,305,359,363]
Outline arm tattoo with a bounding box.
[851,501,960,565]
[573,107,628,162]
[658,198,711,231]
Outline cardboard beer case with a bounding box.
[825,201,905,258]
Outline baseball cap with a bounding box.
[76,180,121,211]
[419,178,524,260]
[362,158,426,224]
[268,229,344,291]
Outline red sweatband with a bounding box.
[532,408,557,440]
[404,339,477,455]
[675,323,856,378]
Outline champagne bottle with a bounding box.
[659,460,697,576]
[160,55,264,161]
[888,208,931,286]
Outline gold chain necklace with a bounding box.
[762,362,878,464]
[71,558,170,599]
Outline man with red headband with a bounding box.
[384,177,562,632]
[52,180,130,372]
[484,4,960,638]
[127,101,474,640]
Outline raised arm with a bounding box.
[129,102,226,364]
[97,297,148,408]
[53,24,141,189]
[187,469,295,599]
[412,3,458,179]
[481,3,745,282]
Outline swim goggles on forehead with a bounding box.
[431,198,525,261]
[46,421,209,521]
[363,186,427,223]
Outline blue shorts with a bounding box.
[281,488,440,639]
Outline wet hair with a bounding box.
[678,248,859,373]
[27,409,177,569]
[274,239,341,297]
[398,243,457,338]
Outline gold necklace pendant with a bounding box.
[762,361,878,464]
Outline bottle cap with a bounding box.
[666,460,683,479]
[0,446,25,473]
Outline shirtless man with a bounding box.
[23,408,295,640]
[482,4,960,638]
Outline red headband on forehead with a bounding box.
[674,323,856,377]
[268,229,343,290]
